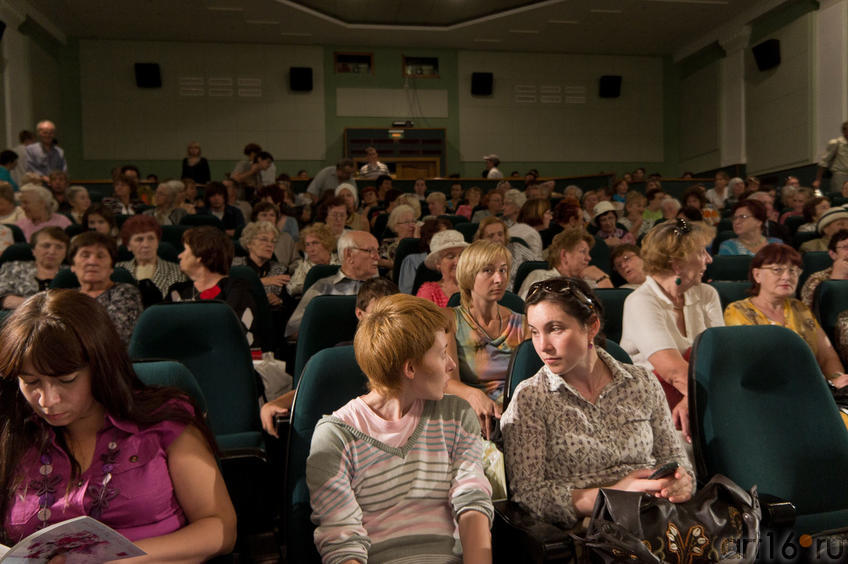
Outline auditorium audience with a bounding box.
[181,141,211,184]
[82,203,118,240]
[66,185,91,224]
[0,182,25,224]
[103,174,144,216]
[145,180,188,226]
[718,199,782,256]
[233,221,290,306]
[611,243,646,288]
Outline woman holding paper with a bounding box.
[0,290,236,562]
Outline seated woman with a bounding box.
[619,191,652,240]
[16,183,71,241]
[719,199,781,256]
[620,218,722,440]
[335,182,368,231]
[116,215,186,299]
[518,229,613,300]
[416,229,468,307]
[797,196,831,234]
[197,181,245,237]
[103,174,144,216]
[0,227,68,309]
[145,180,188,226]
[501,277,693,528]
[66,185,91,225]
[250,201,298,270]
[592,201,635,247]
[725,243,848,389]
[83,203,119,241]
[287,222,339,298]
[801,229,848,308]
[233,221,290,307]
[449,239,526,431]
[69,231,144,345]
[307,294,493,563]
[475,217,537,291]
[168,225,262,349]
[378,204,418,271]
[255,185,299,242]
[610,243,646,289]
[0,290,236,560]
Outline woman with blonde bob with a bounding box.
[620,218,723,440]
[449,239,526,434]
[307,294,493,564]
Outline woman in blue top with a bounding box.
[0,150,19,191]
[718,199,781,256]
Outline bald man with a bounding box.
[25,120,67,181]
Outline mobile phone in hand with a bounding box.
[648,461,679,480]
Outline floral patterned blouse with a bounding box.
[724,297,820,356]
[500,348,693,528]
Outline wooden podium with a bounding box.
[344,127,446,178]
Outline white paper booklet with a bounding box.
[0,516,145,563]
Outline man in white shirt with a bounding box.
[483,154,503,179]
[25,120,67,181]
[359,146,389,179]
[705,171,729,210]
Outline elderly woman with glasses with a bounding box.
[620,218,723,441]
[501,277,693,529]
[718,199,781,256]
[725,243,848,389]
[233,221,291,307]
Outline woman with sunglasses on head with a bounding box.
[500,277,693,528]
[725,243,848,389]
[620,218,723,442]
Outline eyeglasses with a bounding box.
[328,212,347,219]
[672,217,691,238]
[759,265,802,278]
[732,214,752,222]
[352,247,380,257]
[526,278,594,312]
[254,236,276,245]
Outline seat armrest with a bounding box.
[218,447,269,464]
[274,413,291,440]
[758,493,796,529]
[493,500,574,563]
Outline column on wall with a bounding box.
[718,25,750,168]
[0,5,28,147]
[813,0,848,160]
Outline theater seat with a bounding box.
[292,294,358,387]
[689,325,848,536]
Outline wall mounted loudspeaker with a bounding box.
[134,63,162,88]
[752,39,780,71]
[599,75,622,98]
[290,67,313,92]
[471,72,493,96]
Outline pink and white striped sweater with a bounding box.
[306,395,493,564]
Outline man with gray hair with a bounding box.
[284,230,379,338]
[25,120,67,181]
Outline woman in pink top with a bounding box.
[0,290,236,562]
[416,229,468,307]
[16,183,71,242]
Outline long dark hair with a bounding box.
[0,290,216,527]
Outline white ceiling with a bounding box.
[28,0,786,57]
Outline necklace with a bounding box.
[465,305,503,340]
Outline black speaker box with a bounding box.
[752,39,781,71]
[599,75,621,98]
[290,67,313,92]
[471,72,493,96]
[134,63,161,88]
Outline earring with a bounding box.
[675,276,682,286]
[588,342,594,349]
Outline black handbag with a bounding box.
[574,474,761,563]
